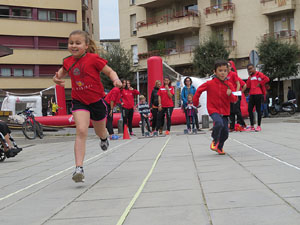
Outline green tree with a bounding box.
[192,35,230,77]
[257,37,300,96]
[100,44,134,90]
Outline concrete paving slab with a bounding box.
[210,204,300,225]
[123,205,210,225]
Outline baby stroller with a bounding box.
[0,132,22,162]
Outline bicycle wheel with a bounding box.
[35,121,44,139]
[22,120,36,140]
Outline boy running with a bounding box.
[193,60,237,155]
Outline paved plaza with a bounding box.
[1,116,300,225]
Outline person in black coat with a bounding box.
[150,80,161,133]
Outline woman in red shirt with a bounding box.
[246,64,269,132]
[121,80,140,135]
[157,77,174,135]
[53,30,122,183]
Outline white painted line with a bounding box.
[116,136,171,225]
[0,140,132,202]
[231,138,300,171]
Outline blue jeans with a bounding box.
[210,113,229,150]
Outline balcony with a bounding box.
[204,3,235,26]
[260,0,295,15]
[138,45,196,69]
[263,30,298,43]
[136,0,173,8]
[137,10,200,38]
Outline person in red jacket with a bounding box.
[193,60,237,155]
[104,87,122,138]
[121,80,140,135]
[157,77,174,135]
[245,64,270,132]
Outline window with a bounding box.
[0,68,11,76]
[130,14,137,36]
[13,68,33,77]
[58,42,68,49]
[38,10,47,20]
[130,0,136,5]
[24,69,33,77]
[14,69,23,77]
[0,6,9,18]
[12,8,32,19]
[131,45,138,65]
[37,9,76,22]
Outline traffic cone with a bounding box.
[123,124,130,140]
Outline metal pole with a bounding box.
[137,71,140,105]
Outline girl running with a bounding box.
[53,30,122,183]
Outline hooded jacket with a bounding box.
[193,78,237,116]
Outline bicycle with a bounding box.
[18,108,44,140]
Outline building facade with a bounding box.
[0,0,99,100]
[119,0,300,101]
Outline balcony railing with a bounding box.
[223,40,237,48]
[137,10,199,29]
[204,3,235,15]
[264,30,298,40]
[138,45,197,60]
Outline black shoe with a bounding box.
[5,149,18,158]
[11,147,22,153]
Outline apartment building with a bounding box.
[0,0,99,100]
[119,0,300,100]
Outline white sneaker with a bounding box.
[100,138,109,151]
[72,167,85,183]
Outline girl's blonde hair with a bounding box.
[69,30,98,54]
[139,95,146,100]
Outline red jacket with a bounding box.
[157,85,175,108]
[246,71,269,95]
[193,78,237,116]
[121,89,140,109]
[104,87,121,108]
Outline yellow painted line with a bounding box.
[116,136,171,225]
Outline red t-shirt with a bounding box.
[246,71,270,95]
[227,71,239,90]
[193,78,237,116]
[157,85,174,108]
[104,87,121,107]
[63,53,107,105]
[121,89,140,109]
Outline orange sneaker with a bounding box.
[165,130,170,135]
[210,141,218,151]
[217,148,226,155]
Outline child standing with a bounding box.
[53,30,122,183]
[138,95,151,136]
[193,60,237,155]
[185,94,197,133]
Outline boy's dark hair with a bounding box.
[247,63,254,68]
[214,60,229,71]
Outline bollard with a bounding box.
[202,115,209,129]
[118,119,123,134]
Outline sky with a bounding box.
[99,0,120,40]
